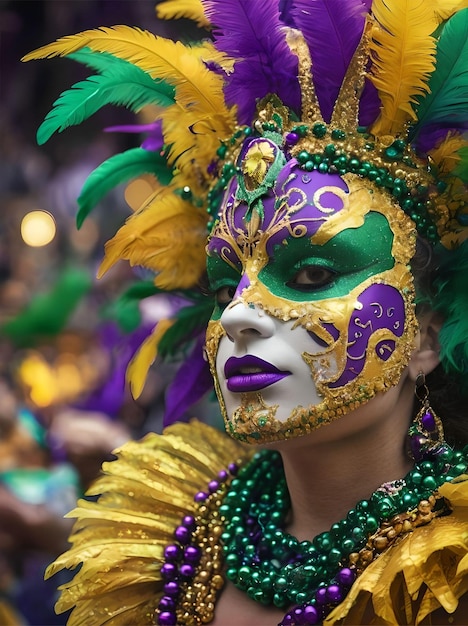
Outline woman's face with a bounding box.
[205,139,419,444]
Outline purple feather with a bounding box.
[203,0,301,123]
[414,122,468,154]
[163,334,214,426]
[289,0,368,122]
[359,78,381,126]
[104,120,164,152]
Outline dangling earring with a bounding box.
[408,371,446,462]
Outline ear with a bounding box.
[408,310,444,382]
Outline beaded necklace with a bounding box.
[156,443,467,626]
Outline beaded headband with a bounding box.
[23,0,468,416]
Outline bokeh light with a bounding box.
[20,210,56,247]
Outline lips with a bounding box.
[224,355,290,392]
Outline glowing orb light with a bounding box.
[21,210,56,247]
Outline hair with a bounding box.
[412,237,468,448]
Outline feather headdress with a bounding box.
[23,0,468,417]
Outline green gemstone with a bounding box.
[312,123,327,138]
[331,129,346,140]
[298,150,310,164]
[318,162,329,173]
[384,146,399,159]
[217,144,227,158]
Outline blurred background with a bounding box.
[0,2,211,623]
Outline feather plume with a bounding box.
[433,0,468,21]
[76,148,173,229]
[98,192,207,290]
[158,299,214,358]
[22,26,230,125]
[37,63,174,145]
[453,146,468,183]
[24,27,235,171]
[411,10,468,139]
[369,0,438,137]
[289,0,368,122]
[126,319,174,398]
[430,241,468,395]
[164,335,213,425]
[156,0,210,28]
[160,101,236,180]
[203,0,301,123]
[429,133,466,177]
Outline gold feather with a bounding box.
[326,477,468,625]
[45,422,248,624]
[156,0,210,28]
[430,132,466,175]
[22,26,232,129]
[434,0,468,21]
[369,0,438,137]
[23,28,235,177]
[97,189,207,290]
[127,319,174,398]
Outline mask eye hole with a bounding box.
[216,285,237,306]
[287,265,336,291]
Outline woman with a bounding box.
[23,0,468,624]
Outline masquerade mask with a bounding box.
[205,140,419,443]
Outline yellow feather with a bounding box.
[430,132,466,175]
[97,190,208,290]
[156,0,210,28]
[22,26,230,123]
[433,0,468,21]
[369,0,438,137]
[126,319,174,398]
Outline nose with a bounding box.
[220,299,276,343]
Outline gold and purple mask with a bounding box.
[205,137,419,444]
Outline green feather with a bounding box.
[67,47,133,73]
[102,281,160,332]
[37,60,175,145]
[431,241,468,394]
[76,147,173,228]
[158,298,214,358]
[412,10,468,136]
[453,146,468,183]
[0,268,91,348]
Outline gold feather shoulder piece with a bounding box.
[45,420,248,626]
[325,476,468,625]
[369,0,439,137]
[156,0,209,29]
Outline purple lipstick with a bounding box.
[224,355,290,392]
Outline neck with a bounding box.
[271,385,415,542]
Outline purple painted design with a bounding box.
[232,273,250,299]
[328,283,406,388]
[208,164,350,264]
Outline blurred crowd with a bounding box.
[0,1,214,623]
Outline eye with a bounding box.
[216,285,237,306]
[288,265,336,291]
